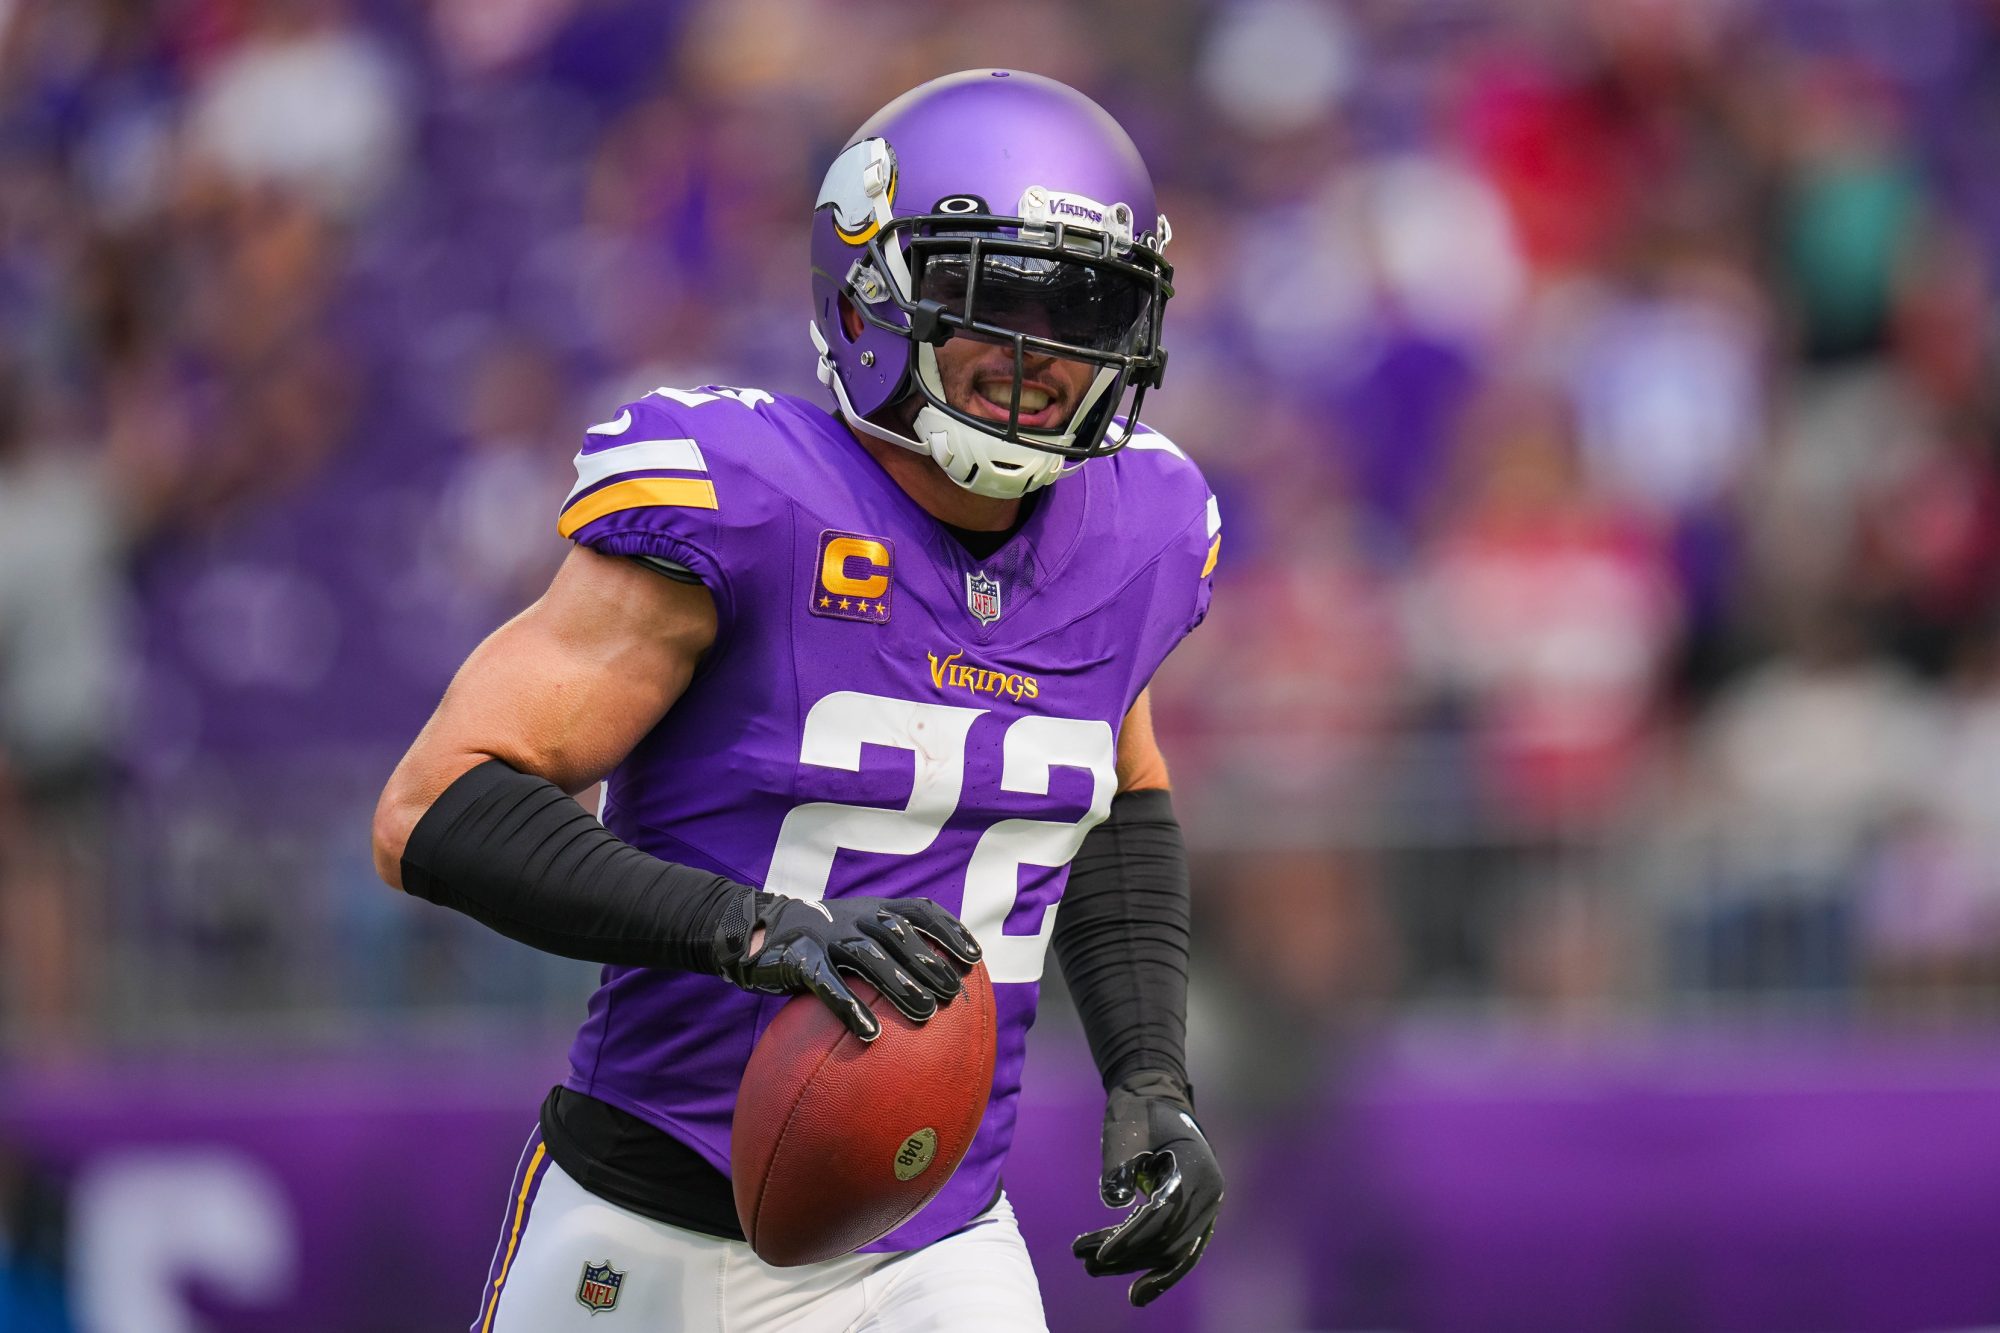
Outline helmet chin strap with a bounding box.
[807,319,1097,502]
[910,403,1065,499]
[906,343,1116,500]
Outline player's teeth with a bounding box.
[1016,388,1050,412]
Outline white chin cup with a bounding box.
[912,404,1068,499]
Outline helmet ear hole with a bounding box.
[836,295,863,343]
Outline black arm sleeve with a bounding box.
[1050,787,1192,1093]
[400,759,756,974]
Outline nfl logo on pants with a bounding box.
[576,1260,624,1314]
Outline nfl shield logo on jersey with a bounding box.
[576,1260,624,1314]
[966,570,1002,625]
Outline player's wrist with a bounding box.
[1108,1070,1194,1112]
[716,891,785,986]
[703,882,762,977]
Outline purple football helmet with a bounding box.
[809,70,1173,499]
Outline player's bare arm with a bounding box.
[1116,689,1172,794]
[371,543,715,889]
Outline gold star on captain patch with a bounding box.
[839,598,852,611]
[874,601,887,615]
[819,596,831,608]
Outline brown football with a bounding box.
[732,961,997,1266]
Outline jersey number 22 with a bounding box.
[765,691,1115,984]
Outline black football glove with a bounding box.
[721,892,981,1040]
[1073,1072,1224,1307]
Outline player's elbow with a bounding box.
[370,775,427,892]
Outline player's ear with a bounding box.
[838,294,863,342]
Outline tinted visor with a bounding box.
[916,249,1153,355]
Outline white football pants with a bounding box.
[474,1135,1050,1332]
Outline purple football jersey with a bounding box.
[554,386,1218,1250]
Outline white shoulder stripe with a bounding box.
[567,438,707,502]
[1121,430,1187,460]
[1206,494,1222,538]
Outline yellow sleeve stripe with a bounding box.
[558,476,718,538]
[1201,535,1221,578]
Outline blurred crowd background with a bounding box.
[7,0,2000,1327]
[7,0,2000,1047]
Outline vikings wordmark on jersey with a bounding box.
[552,385,1217,1252]
[927,647,1040,702]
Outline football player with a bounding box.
[372,69,1224,1331]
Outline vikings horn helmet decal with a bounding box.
[809,70,1174,500]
